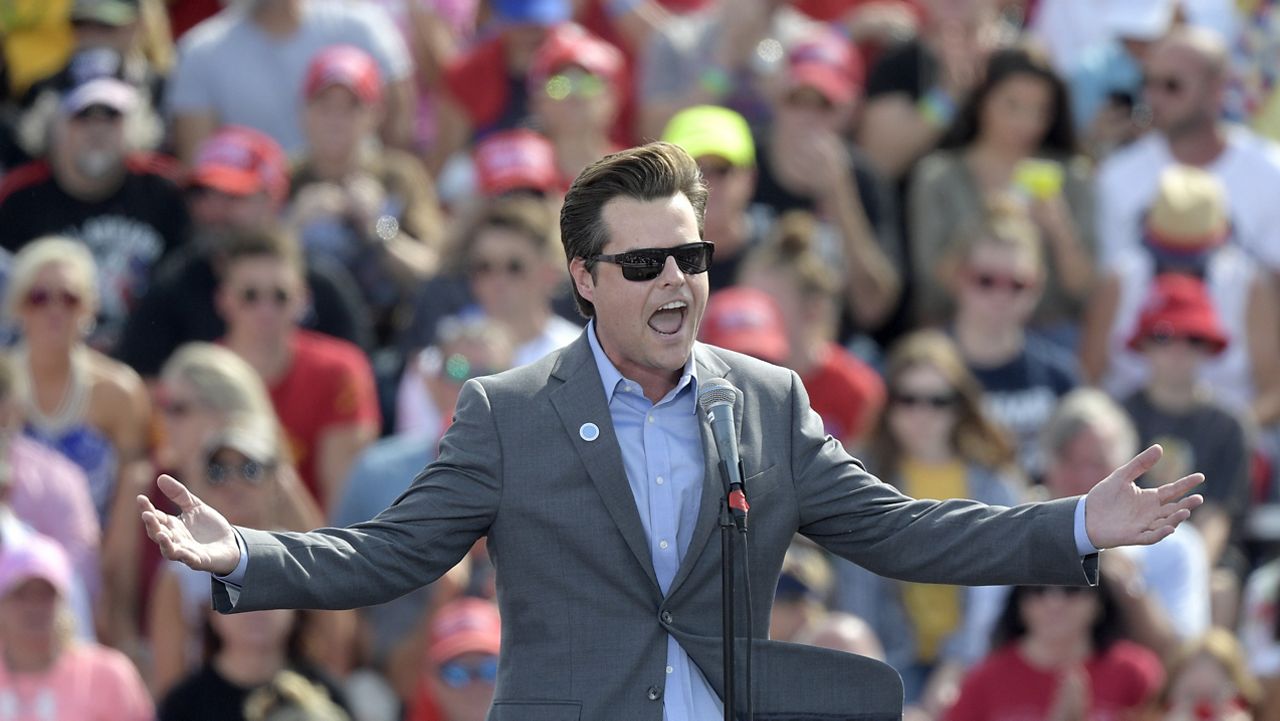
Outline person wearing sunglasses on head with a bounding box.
[214,227,380,515]
[143,142,1205,721]
[3,236,152,656]
[407,597,502,721]
[946,199,1078,482]
[841,329,1024,719]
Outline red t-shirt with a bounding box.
[269,330,381,505]
[945,642,1164,721]
[800,342,886,444]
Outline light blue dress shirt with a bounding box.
[585,321,723,721]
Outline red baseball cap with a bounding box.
[189,126,289,203]
[473,129,560,197]
[428,597,502,664]
[1127,273,1228,354]
[527,23,624,96]
[787,29,863,106]
[699,287,790,365]
[304,44,382,105]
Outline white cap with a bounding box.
[61,77,137,116]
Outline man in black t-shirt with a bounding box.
[116,126,371,378]
[0,77,189,352]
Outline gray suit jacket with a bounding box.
[214,333,1097,721]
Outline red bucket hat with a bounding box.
[1127,273,1229,355]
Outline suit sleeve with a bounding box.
[212,377,501,612]
[787,371,1096,587]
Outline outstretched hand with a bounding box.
[1084,445,1204,550]
[137,474,240,576]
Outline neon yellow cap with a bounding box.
[661,105,756,168]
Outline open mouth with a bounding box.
[647,300,688,336]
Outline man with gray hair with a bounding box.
[1042,388,1211,658]
[0,77,190,351]
[1096,26,1280,267]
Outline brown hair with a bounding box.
[560,141,707,317]
[870,329,1016,473]
[448,195,558,272]
[220,226,305,275]
[740,210,841,300]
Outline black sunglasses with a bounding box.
[891,392,956,410]
[71,105,124,122]
[592,241,715,282]
[239,285,290,308]
[1145,332,1217,352]
[469,258,527,278]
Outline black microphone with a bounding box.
[698,379,748,531]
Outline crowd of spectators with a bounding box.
[2,0,1280,719]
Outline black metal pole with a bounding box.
[720,493,736,721]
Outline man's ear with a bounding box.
[568,257,595,305]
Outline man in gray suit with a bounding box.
[140,142,1204,721]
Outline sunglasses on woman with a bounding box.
[891,392,956,410]
[206,459,273,486]
[592,241,715,282]
[25,287,82,310]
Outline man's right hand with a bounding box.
[137,474,240,576]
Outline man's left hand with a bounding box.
[1085,444,1204,550]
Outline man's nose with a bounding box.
[657,255,686,285]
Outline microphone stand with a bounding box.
[718,458,753,721]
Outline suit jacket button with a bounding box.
[647,686,663,701]
[660,610,672,624]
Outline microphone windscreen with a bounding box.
[698,378,739,412]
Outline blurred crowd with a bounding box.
[0,0,1279,719]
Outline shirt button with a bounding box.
[656,476,665,485]
[647,415,654,423]
[659,539,669,550]
[666,665,674,674]
[660,610,673,624]
[647,686,663,701]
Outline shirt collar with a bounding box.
[586,319,699,407]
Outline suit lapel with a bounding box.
[549,334,662,594]
[667,344,736,599]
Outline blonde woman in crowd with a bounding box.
[147,343,337,698]
[3,236,150,653]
